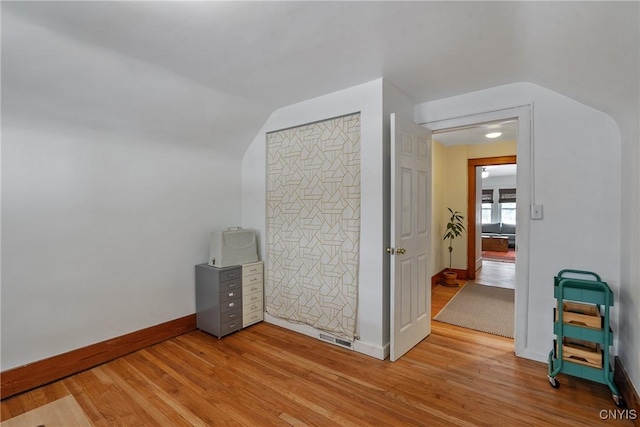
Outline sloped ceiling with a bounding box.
[2,1,638,154]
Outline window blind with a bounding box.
[499,188,516,203]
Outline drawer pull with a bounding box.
[228,283,237,288]
[251,304,257,310]
[228,314,236,318]
[228,273,236,277]
[229,324,236,329]
[229,302,235,307]
[228,292,235,297]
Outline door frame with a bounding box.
[467,156,517,280]
[421,104,532,357]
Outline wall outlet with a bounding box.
[531,204,543,220]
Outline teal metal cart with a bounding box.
[547,269,623,407]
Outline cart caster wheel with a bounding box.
[548,376,560,389]
[612,394,625,408]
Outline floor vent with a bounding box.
[318,333,353,349]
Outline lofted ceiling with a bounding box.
[2,1,638,154]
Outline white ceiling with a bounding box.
[482,164,517,178]
[2,2,638,154]
[433,120,518,146]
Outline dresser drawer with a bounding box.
[218,267,241,282]
[220,318,242,334]
[243,272,263,286]
[242,262,263,278]
[220,288,241,303]
[244,300,263,315]
[243,281,262,296]
[221,307,242,323]
[220,279,242,293]
[243,291,263,305]
[220,298,242,313]
[243,311,263,327]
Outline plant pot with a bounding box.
[443,271,458,287]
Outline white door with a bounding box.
[390,113,432,361]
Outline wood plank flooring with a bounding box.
[2,313,631,426]
[475,260,515,289]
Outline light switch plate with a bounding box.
[531,204,543,220]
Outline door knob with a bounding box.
[396,247,406,255]
[386,247,395,255]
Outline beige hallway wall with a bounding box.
[431,139,517,274]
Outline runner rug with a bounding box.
[434,283,514,338]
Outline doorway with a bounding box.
[467,157,517,282]
[470,160,517,304]
[430,130,517,343]
[423,105,532,355]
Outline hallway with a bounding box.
[475,260,515,289]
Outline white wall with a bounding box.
[416,82,622,362]
[618,108,640,392]
[241,79,387,358]
[1,124,241,371]
[1,13,246,371]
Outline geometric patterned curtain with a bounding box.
[265,113,360,340]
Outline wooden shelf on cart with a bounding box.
[555,301,601,329]
[556,337,603,369]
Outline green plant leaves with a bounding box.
[443,208,466,270]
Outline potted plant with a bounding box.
[442,208,466,287]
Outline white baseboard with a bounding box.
[264,313,386,360]
[353,339,387,360]
[516,347,549,363]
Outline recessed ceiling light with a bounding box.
[485,132,502,139]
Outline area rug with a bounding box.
[482,249,515,263]
[1,395,92,427]
[434,283,514,338]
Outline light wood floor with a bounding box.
[476,260,515,289]
[2,314,630,426]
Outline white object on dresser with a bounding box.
[242,261,264,327]
[209,227,258,267]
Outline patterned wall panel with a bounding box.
[266,113,361,340]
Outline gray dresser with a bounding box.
[195,264,243,338]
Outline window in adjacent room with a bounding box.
[482,203,493,223]
[481,189,493,224]
[501,202,517,224]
